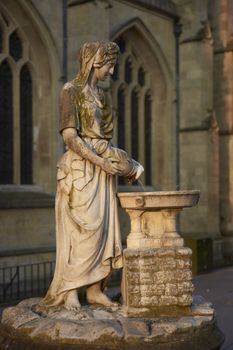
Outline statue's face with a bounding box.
[94,62,115,81]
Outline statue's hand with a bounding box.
[100,158,125,176]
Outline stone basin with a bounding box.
[117,190,200,210]
[117,190,200,249]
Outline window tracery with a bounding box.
[112,36,153,186]
[0,13,33,184]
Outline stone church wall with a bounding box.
[0,0,232,271]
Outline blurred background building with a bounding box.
[0,0,233,301]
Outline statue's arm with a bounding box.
[62,128,103,168]
[62,128,125,176]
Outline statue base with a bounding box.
[0,297,224,350]
[122,247,194,313]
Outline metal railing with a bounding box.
[0,261,55,304]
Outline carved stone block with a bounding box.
[123,247,194,311]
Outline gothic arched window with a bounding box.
[138,67,145,87]
[9,30,22,61]
[125,57,132,84]
[20,65,33,184]
[0,25,3,52]
[117,85,125,150]
[131,88,139,160]
[0,17,33,184]
[0,60,13,184]
[112,63,119,82]
[112,35,154,187]
[117,36,126,53]
[117,85,126,185]
[145,91,152,186]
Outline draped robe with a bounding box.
[44,81,123,305]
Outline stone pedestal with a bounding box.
[118,190,199,312]
[123,247,193,314]
[0,296,224,350]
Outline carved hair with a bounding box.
[93,42,119,68]
[75,41,119,87]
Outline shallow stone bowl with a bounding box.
[117,190,200,210]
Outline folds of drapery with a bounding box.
[43,147,122,306]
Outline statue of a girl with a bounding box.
[44,41,143,310]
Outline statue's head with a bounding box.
[76,41,119,87]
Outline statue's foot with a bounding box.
[86,283,118,307]
[64,289,81,311]
[87,291,118,307]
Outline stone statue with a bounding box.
[43,41,144,310]
[0,41,224,350]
